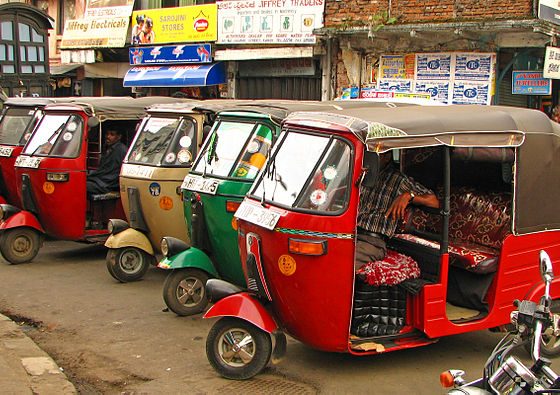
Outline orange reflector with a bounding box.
[288,238,326,256]
[226,200,241,213]
[439,371,454,388]
[231,217,238,231]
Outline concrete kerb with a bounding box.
[0,313,76,394]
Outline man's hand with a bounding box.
[386,192,411,221]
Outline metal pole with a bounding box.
[441,146,450,254]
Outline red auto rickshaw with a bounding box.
[0,96,179,264]
[203,105,560,379]
[0,97,75,206]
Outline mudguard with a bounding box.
[203,292,278,334]
[525,277,560,303]
[0,209,44,233]
[0,195,6,204]
[104,227,154,255]
[157,246,219,278]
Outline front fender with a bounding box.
[0,209,44,233]
[203,292,278,334]
[104,227,154,255]
[157,247,219,277]
[525,277,560,303]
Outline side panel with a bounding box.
[0,146,23,206]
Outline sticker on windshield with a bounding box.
[310,189,327,206]
[66,122,78,132]
[177,149,192,164]
[134,152,142,161]
[165,152,176,163]
[62,132,73,142]
[323,166,338,181]
[247,140,260,154]
[179,136,192,148]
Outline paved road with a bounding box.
[0,240,556,394]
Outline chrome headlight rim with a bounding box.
[161,236,189,258]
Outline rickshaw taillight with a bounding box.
[288,238,327,256]
[225,200,241,213]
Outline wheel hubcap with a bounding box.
[13,235,32,257]
[176,277,204,307]
[119,250,143,274]
[217,328,255,367]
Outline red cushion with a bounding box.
[356,249,420,286]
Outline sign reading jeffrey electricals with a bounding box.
[539,0,560,25]
[544,46,560,79]
[61,17,130,48]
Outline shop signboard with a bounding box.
[217,0,325,44]
[238,58,314,77]
[512,71,552,95]
[538,0,560,25]
[131,5,217,45]
[85,0,134,18]
[60,17,130,48]
[129,44,212,65]
[544,46,560,79]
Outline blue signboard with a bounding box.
[512,71,552,95]
[129,44,212,65]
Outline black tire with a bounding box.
[106,247,152,283]
[206,317,272,380]
[0,228,42,264]
[162,268,209,316]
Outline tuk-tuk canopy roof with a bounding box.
[285,105,560,235]
[3,97,78,108]
[42,96,182,121]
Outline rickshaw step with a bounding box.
[349,329,437,353]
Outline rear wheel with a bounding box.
[0,228,41,264]
[106,247,152,282]
[163,268,209,316]
[206,317,272,380]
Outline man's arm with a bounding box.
[386,191,439,221]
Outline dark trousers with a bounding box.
[355,233,387,270]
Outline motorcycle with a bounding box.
[441,250,560,394]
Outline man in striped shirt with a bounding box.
[355,152,439,269]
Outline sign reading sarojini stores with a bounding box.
[61,16,130,48]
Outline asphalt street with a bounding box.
[0,240,556,394]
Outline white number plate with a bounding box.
[0,146,14,157]
[121,163,155,179]
[234,200,281,230]
[15,155,41,168]
[181,174,219,195]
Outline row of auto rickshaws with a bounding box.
[1,96,560,380]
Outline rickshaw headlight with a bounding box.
[0,205,4,220]
[46,172,69,182]
[161,237,190,258]
[0,204,20,221]
[107,219,129,235]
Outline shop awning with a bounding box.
[123,63,226,88]
[50,63,83,75]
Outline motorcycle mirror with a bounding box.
[539,250,554,285]
[87,116,100,128]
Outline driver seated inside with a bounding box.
[355,152,440,270]
[86,129,127,197]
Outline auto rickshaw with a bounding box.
[0,96,180,264]
[203,105,560,379]
[158,100,423,316]
[0,97,75,206]
[105,100,254,282]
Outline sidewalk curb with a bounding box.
[0,313,76,394]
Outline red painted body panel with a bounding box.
[0,209,44,233]
[0,146,23,206]
[204,292,278,333]
[0,195,6,204]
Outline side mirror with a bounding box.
[361,151,379,188]
[540,250,554,284]
[87,116,100,128]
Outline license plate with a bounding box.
[0,146,13,157]
[121,163,155,179]
[235,201,281,230]
[14,155,41,168]
[181,174,219,195]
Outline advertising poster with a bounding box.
[452,81,490,105]
[85,0,134,18]
[61,17,130,48]
[414,80,450,102]
[377,79,413,92]
[539,0,560,25]
[454,53,494,81]
[415,53,452,80]
[217,0,325,44]
[129,44,213,65]
[512,71,552,95]
[131,4,218,45]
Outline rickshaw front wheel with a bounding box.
[534,300,560,357]
[106,247,152,283]
[163,268,209,316]
[206,317,272,380]
[0,228,42,264]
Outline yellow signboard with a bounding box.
[131,4,217,45]
[61,17,130,48]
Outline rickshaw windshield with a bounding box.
[253,131,352,213]
[127,116,196,166]
[23,113,83,157]
[0,107,36,146]
[193,120,272,180]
